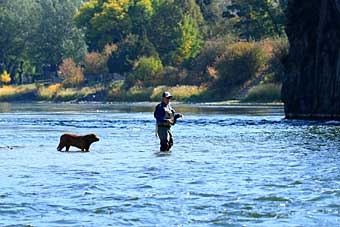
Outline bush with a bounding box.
[127,56,163,87]
[0,70,11,84]
[83,52,109,76]
[108,34,157,74]
[243,83,282,102]
[83,43,117,81]
[266,38,288,83]
[107,80,126,101]
[58,58,84,87]
[37,83,61,100]
[151,85,207,101]
[126,86,153,101]
[214,42,268,91]
[153,66,188,86]
[187,39,228,84]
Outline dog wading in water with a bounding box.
[57,133,99,152]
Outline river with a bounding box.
[0,102,339,227]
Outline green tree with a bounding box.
[148,0,204,65]
[30,0,87,71]
[107,34,157,74]
[127,55,163,86]
[225,0,286,40]
[75,0,156,51]
[0,0,87,83]
[0,0,40,83]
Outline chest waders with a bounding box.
[157,105,174,151]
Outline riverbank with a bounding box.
[0,82,282,104]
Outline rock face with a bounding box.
[282,0,340,119]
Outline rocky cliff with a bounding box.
[282,0,340,119]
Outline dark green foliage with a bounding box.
[243,83,282,102]
[214,42,268,94]
[0,0,87,83]
[126,56,163,87]
[266,38,288,83]
[225,0,286,40]
[107,34,157,74]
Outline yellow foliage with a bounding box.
[38,83,61,100]
[136,0,153,15]
[102,0,130,19]
[0,70,11,84]
[58,58,84,87]
[104,43,118,56]
[0,84,36,100]
[56,88,78,99]
[0,85,16,95]
[48,83,61,93]
[78,0,99,12]
[151,85,207,101]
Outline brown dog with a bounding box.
[57,133,99,152]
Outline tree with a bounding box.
[148,0,204,65]
[0,0,87,84]
[224,0,286,40]
[107,34,157,74]
[75,0,156,51]
[58,58,84,87]
[127,56,163,86]
[30,0,87,71]
[0,0,40,82]
[0,71,11,84]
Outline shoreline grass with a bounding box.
[242,83,282,103]
[0,83,283,104]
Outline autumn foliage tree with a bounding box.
[0,70,11,85]
[58,58,84,87]
[75,0,205,73]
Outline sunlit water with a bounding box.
[0,102,340,227]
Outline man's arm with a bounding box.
[154,105,167,123]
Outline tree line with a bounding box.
[0,0,287,99]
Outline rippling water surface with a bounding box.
[0,102,340,227]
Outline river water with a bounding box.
[0,102,339,227]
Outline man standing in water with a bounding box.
[154,92,183,151]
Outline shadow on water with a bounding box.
[154,151,172,157]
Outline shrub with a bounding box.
[243,83,282,102]
[83,52,109,76]
[151,85,207,101]
[0,70,11,84]
[153,67,188,86]
[107,80,126,101]
[127,56,163,87]
[37,83,61,100]
[266,38,288,83]
[108,34,157,74]
[126,86,153,101]
[58,58,84,87]
[214,42,268,91]
[187,39,228,84]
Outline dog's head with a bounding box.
[86,134,100,143]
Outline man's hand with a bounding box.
[167,119,174,124]
[174,113,183,119]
